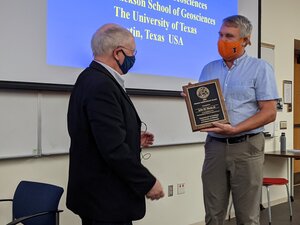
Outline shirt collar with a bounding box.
[222,52,248,68]
[94,60,126,91]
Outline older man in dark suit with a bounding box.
[66,23,164,225]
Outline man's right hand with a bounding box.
[146,180,164,200]
[181,82,193,97]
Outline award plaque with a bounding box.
[182,79,229,131]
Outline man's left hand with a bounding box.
[141,132,154,148]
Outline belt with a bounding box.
[209,133,260,144]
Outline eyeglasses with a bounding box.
[141,121,147,136]
[141,152,151,160]
[140,121,148,148]
[117,45,137,56]
[140,121,151,160]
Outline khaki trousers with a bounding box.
[202,133,265,225]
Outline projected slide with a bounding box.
[47,0,237,81]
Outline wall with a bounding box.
[0,144,205,225]
[1,1,299,225]
[262,0,300,148]
[260,0,300,208]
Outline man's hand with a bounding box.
[200,122,238,135]
[146,180,164,200]
[181,82,193,98]
[200,100,277,135]
[141,132,154,148]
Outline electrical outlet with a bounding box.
[177,183,185,195]
[280,121,287,129]
[168,185,173,197]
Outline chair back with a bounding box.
[12,180,64,225]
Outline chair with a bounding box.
[263,177,292,225]
[0,180,64,225]
[227,178,293,224]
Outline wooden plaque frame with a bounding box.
[182,79,229,131]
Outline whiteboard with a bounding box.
[40,94,204,155]
[41,92,70,155]
[0,89,204,159]
[131,96,204,146]
[0,90,38,158]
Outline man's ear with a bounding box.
[113,48,121,61]
[243,36,251,47]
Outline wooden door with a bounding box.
[294,40,300,173]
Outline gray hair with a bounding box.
[91,23,133,57]
[223,15,252,38]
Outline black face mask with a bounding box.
[116,50,135,74]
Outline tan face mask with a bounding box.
[218,38,244,61]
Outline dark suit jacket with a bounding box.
[66,61,156,222]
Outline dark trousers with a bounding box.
[81,217,133,225]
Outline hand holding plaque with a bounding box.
[182,79,229,131]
